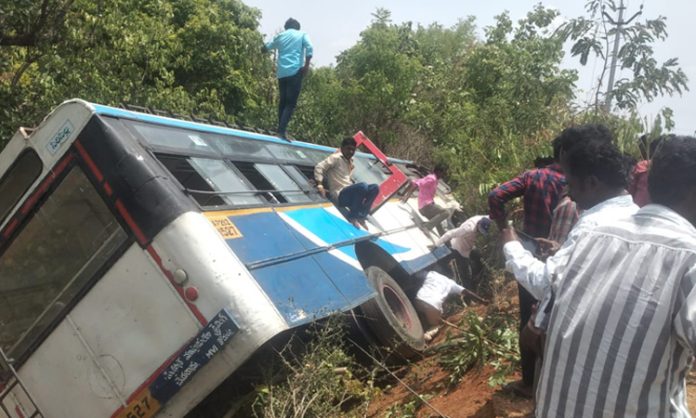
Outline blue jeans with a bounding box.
[338,183,379,220]
[278,71,303,136]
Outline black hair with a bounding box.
[623,152,638,169]
[341,137,356,147]
[534,156,555,168]
[433,164,447,176]
[564,139,629,189]
[638,134,669,159]
[552,124,613,160]
[285,18,300,30]
[450,210,467,226]
[648,136,696,206]
[648,135,669,158]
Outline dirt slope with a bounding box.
[365,281,696,418]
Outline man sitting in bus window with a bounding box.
[314,137,379,229]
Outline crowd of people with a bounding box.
[487,126,696,417]
[312,123,696,417]
[266,17,696,417]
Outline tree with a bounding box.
[0,0,74,48]
[0,0,274,147]
[293,6,577,211]
[561,0,688,111]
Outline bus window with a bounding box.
[265,143,330,165]
[254,164,314,203]
[129,121,219,157]
[233,161,285,204]
[295,165,317,183]
[284,165,321,200]
[0,167,128,361]
[207,134,274,160]
[157,154,263,207]
[0,149,42,225]
[352,157,390,185]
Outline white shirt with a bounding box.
[313,151,353,200]
[435,215,487,258]
[503,194,638,327]
[415,271,464,313]
[537,204,696,417]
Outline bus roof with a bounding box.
[90,103,411,164]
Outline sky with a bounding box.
[244,0,695,135]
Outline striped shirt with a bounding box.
[504,195,638,303]
[537,204,696,418]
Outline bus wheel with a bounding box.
[359,265,425,358]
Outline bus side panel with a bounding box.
[366,201,442,273]
[277,207,391,300]
[220,210,373,326]
[18,243,201,418]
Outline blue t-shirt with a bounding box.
[265,29,314,79]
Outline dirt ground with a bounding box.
[364,281,696,418]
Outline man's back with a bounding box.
[265,29,313,79]
[538,204,696,417]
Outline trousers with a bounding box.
[277,71,303,136]
[337,183,379,220]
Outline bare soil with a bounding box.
[364,280,696,418]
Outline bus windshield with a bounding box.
[0,167,128,361]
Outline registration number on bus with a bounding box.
[112,309,238,418]
[115,390,160,418]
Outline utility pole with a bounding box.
[602,0,642,111]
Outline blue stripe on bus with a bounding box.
[92,103,411,163]
[93,104,329,149]
[281,208,410,257]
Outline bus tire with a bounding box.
[359,265,425,358]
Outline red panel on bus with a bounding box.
[352,131,408,213]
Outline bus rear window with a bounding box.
[0,167,128,361]
[0,149,42,225]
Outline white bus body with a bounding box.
[0,100,457,417]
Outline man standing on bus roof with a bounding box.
[314,137,379,229]
[262,18,313,140]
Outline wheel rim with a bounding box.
[382,284,413,330]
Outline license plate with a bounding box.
[112,309,238,418]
